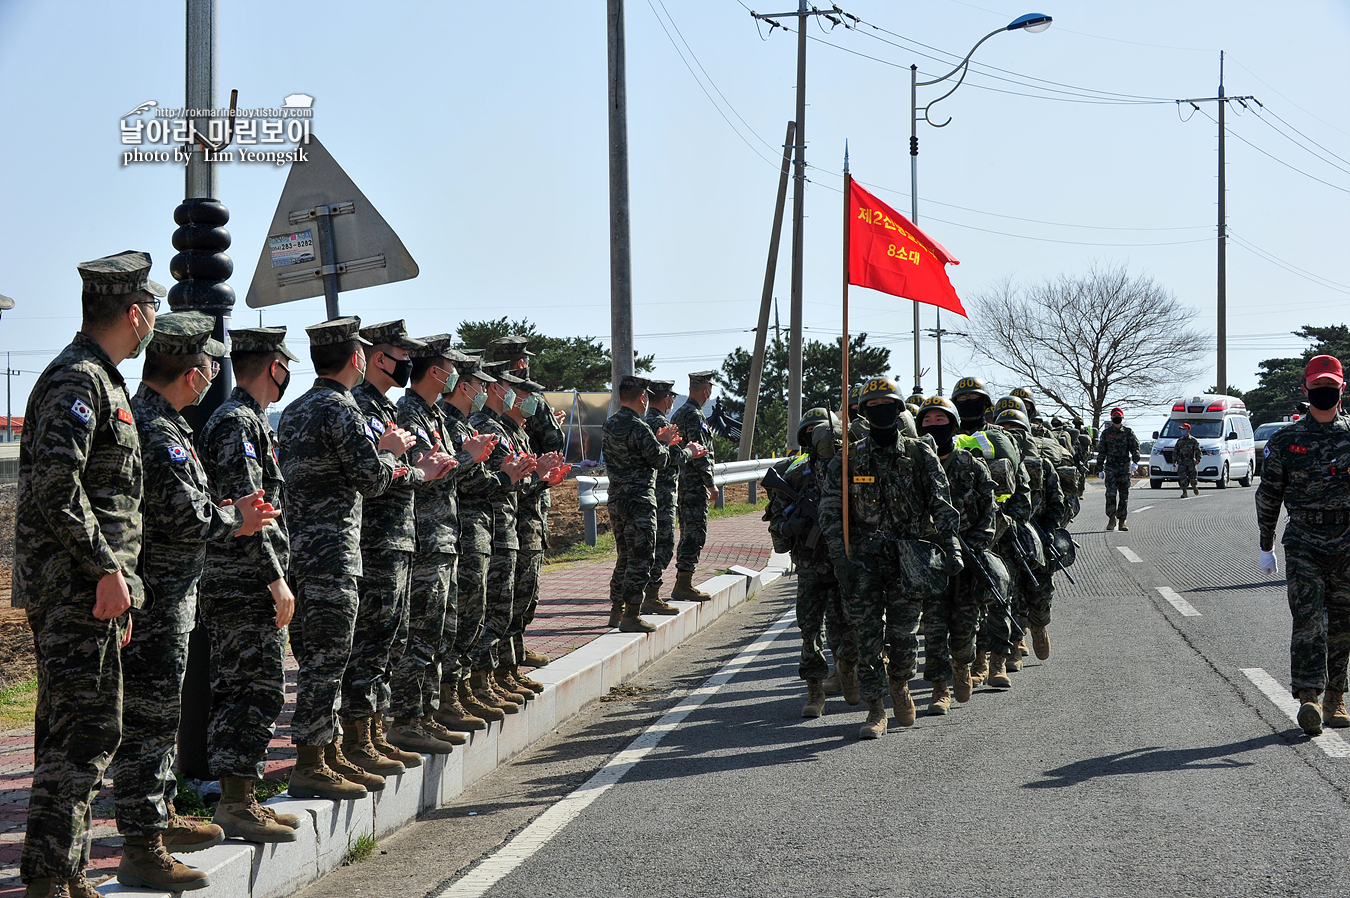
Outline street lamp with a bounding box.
[909,13,1051,396]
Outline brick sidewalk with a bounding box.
[0,511,773,896]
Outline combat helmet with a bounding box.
[857,377,904,412]
[994,395,1027,417]
[994,399,1030,431]
[916,395,959,426]
[848,383,864,411]
[797,407,839,447]
[1010,387,1038,419]
[951,376,993,418]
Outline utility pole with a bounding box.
[608,0,634,411]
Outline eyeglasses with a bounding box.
[134,297,162,313]
[198,360,220,380]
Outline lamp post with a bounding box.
[909,13,1051,396]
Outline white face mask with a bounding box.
[435,366,460,394]
[501,388,517,411]
[520,395,540,416]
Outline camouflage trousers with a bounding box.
[391,551,456,719]
[610,500,657,608]
[342,549,411,719]
[922,568,982,683]
[975,549,1017,659]
[470,549,517,671]
[1286,544,1350,695]
[1177,461,1198,490]
[111,614,190,836]
[1009,555,1054,630]
[841,548,924,700]
[290,573,359,746]
[795,560,856,681]
[453,552,490,681]
[1103,464,1132,521]
[675,485,708,573]
[22,603,125,883]
[510,549,544,665]
[647,498,677,590]
[200,586,286,780]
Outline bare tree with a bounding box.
[960,264,1206,429]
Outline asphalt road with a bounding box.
[299,478,1350,898]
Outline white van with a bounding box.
[1148,394,1257,489]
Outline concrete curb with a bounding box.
[98,553,792,898]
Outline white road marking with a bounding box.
[1134,505,1155,513]
[1117,546,1143,563]
[436,607,799,897]
[1241,668,1350,758]
[1156,585,1201,617]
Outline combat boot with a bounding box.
[257,798,303,830]
[117,833,210,891]
[619,602,656,633]
[927,680,951,716]
[987,654,1012,689]
[341,716,406,776]
[671,571,712,602]
[1298,688,1324,736]
[460,678,505,722]
[520,647,551,668]
[511,665,545,694]
[495,668,534,703]
[1030,625,1051,660]
[1005,650,1022,673]
[952,662,973,703]
[1192,485,1200,497]
[641,585,679,615]
[970,652,988,687]
[371,714,423,767]
[434,685,487,732]
[801,678,826,718]
[421,714,468,746]
[472,670,519,714]
[213,778,298,843]
[288,744,367,801]
[64,873,101,898]
[387,717,454,754]
[1118,520,1130,532]
[325,741,386,792]
[608,600,624,628]
[837,659,862,706]
[889,679,916,727]
[822,665,842,694]
[858,698,888,739]
[1324,690,1350,728]
[1106,516,1116,531]
[162,805,224,853]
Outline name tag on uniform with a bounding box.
[853,476,876,483]
[1290,445,1308,454]
[116,407,134,425]
[168,446,189,462]
[242,439,257,459]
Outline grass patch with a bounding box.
[173,774,214,819]
[545,532,616,566]
[0,677,37,731]
[343,831,377,865]
[708,501,762,521]
[257,776,289,802]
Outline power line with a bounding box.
[1193,107,1350,195]
[1227,231,1350,295]
[1247,104,1350,178]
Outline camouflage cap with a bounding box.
[619,374,650,393]
[688,370,717,387]
[149,311,225,357]
[77,250,167,297]
[489,335,536,361]
[647,378,676,397]
[411,333,470,362]
[228,326,299,361]
[496,370,527,386]
[456,358,496,382]
[359,319,425,352]
[306,316,372,347]
[481,360,511,375]
[520,379,545,393]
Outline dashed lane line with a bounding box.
[1156,585,1201,617]
[1117,546,1143,563]
[1241,667,1350,758]
[1134,505,1155,513]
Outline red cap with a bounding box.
[1305,354,1344,387]
[1180,422,1191,430]
[1110,407,1123,418]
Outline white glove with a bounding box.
[1258,549,1278,575]
[1130,462,1139,474]
[1097,471,1105,479]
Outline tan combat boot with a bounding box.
[837,659,862,706]
[1193,485,1200,497]
[472,670,519,714]
[1298,688,1324,736]
[986,654,1012,689]
[325,741,386,792]
[801,678,826,718]
[421,714,468,746]
[952,662,973,703]
[858,698,888,739]
[1005,650,1022,673]
[1106,516,1116,531]
[1324,690,1350,728]
[671,571,712,602]
[619,602,656,633]
[520,647,551,668]
[288,744,367,800]
[608,600,625,628]
[342,716,406,775]
[495,668,534,703]
[511,664,545,694]
[213,777,298,843]
[822,665,842,695]
[435,685,487,732]
[1030,625,1051,660]
[162,802,224,853]
[460,678,505,722]
[641,584,679,615]
[1118,520,1130,532]
[387,717,454,754]
[890,679,916,727]
[927,680,951,716]
[371,714,423,767]
[117,833,210,891]
[257,797,303,830]
[970,651,988,687]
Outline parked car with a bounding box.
[1253,420,1294,476]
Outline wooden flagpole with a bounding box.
[842,146,851,556]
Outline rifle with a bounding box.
[1002,523,1041,588]
[1030,519,1077,586]
[762,466,821,550]
[957,534,1024,641]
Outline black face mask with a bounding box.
[1309,386,1342,411]
[270,364,291,402]
[954,399,985,422]
[382,357,412,388]
[864,403,900,446]
[1111,416,1123,427]
[918,421,955,455]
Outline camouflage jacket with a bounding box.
[1098,424,1140,469]
[525,395,565,523]
[13,332,143,609]
[504,413,548,552]
[467,407,527,552]
[935,448,997,552]
[442,401,499,555]
[644,407,679,508]
[1175,433,1202,466]
[1255,415,1350,553]
[278,378,397,579]
[352,381,422,554]
[133,384,241,633]
[199,386,289,589]
[1007,429,1067,528]
[764,451,832,572]
[603,406,690,509]
[670,399,715,491]
[397,390,478,555]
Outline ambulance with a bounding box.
[1147,394,1256,489]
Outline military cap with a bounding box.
[149,311,226,357]
[411,333,470,362]
[489,335,536,361]
[497,370,526,386]
[77,250,167,297]
[648,378,676,397]
[481,360,511,374]
[229,326,299,361]
[460,360,496,383]
[306,316,372,347]
[520,379,545,393]
[619,374,650,393]
[688,370,717,386]
[1306,354,1344,387]
[359,319,425,352]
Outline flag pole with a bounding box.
[842,144,851,556]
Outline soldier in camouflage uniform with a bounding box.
[1256,354,1350,736]
[278,317,413,801]
[604,376,706,633]
[1174,422,1202,498]
[671,372,718,601]
[1098,407,1140,530]
[114,313,280,889]
[643,379,680,613]
[819,378,962,739]
[18,252,155,898]
[197,326,306,844]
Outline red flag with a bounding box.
[847,179,966,317]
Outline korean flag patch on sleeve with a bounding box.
[364,423,376,442]
[368,417,386,435]
[69,398,94,425]
[242,439,257,459]
[417,427,430,444]
[168,446,189,463]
